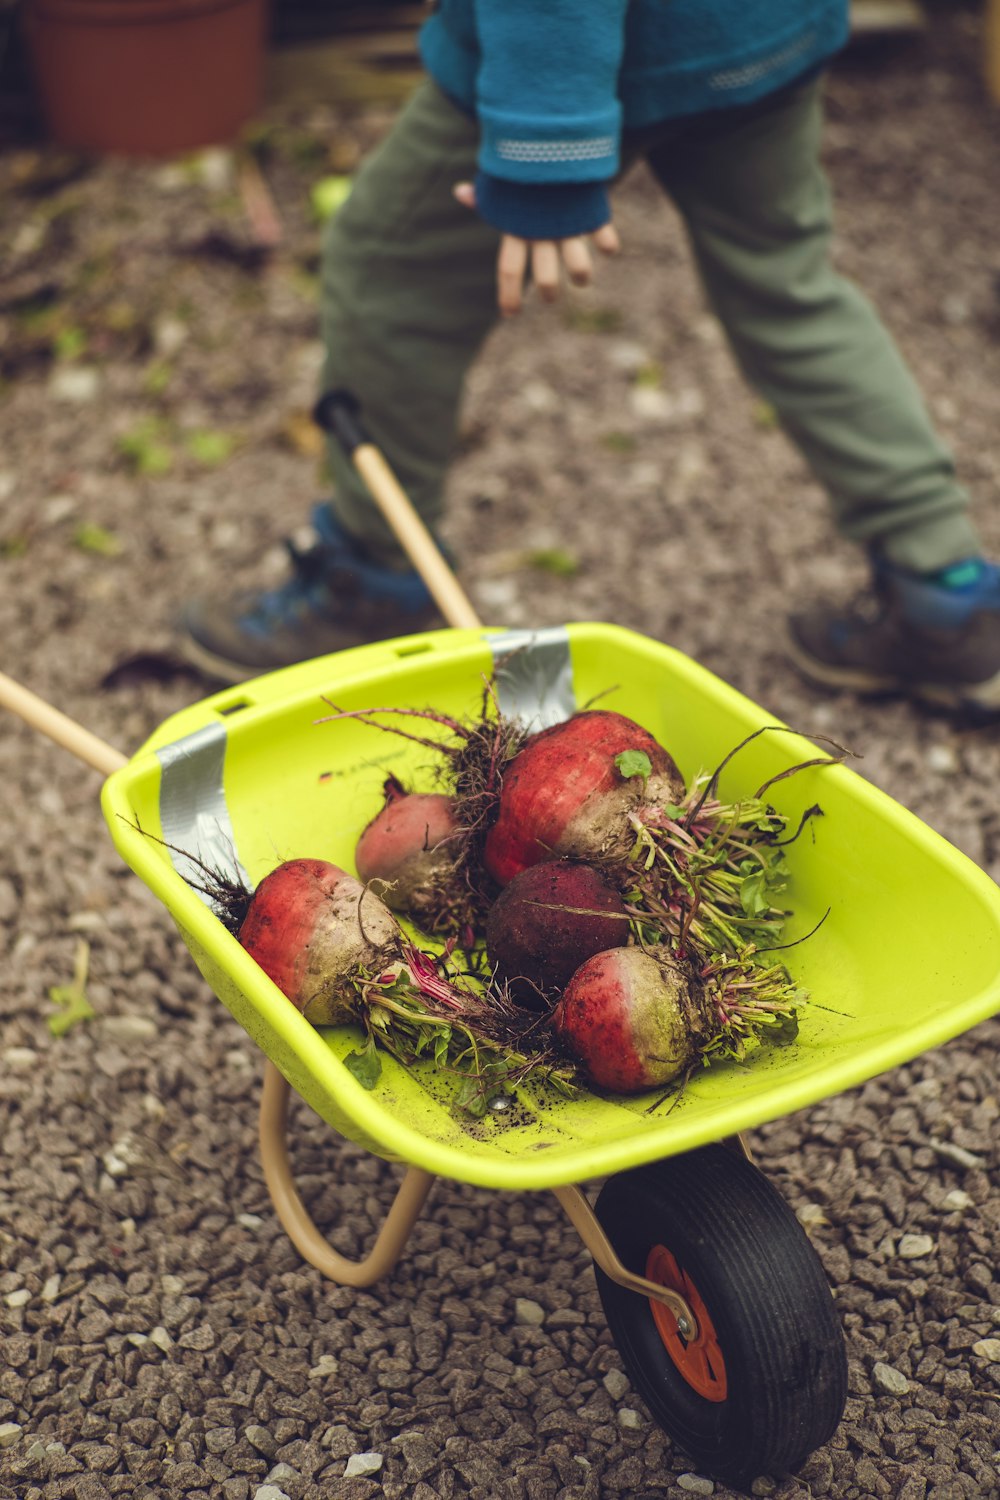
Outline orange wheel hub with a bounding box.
[646,1244,728,1402]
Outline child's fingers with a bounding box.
[593,222,621,256]
[452,181,477,209]
[561,237,593,286]
[531,241,561,301]
[497,235,529,315]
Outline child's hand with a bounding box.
[453,181,621,317]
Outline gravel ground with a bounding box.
[1,10,1000,1499]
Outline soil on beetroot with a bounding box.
[1,12,1000,1500]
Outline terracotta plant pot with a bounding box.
[22,0,268,157]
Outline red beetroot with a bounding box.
[355,777,461,920]
[483,710,684,886]
[238,857,402,1025]
[486,860,630,1008]
[551,947,709,1093]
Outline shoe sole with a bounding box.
[785,632,1000,714]
[178,634,262,687]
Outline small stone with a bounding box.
[237,1213,265,1229]
[49,366,101,403]
[246,1425,276,1457]
[153,316,188,358]
[796,1203,830,1229]
[872,1362,910,1395]
[925,743,959,775]
[149,1326,172,1352]
[309,1355,339,1379]
[927,1138,985,1170]
[972,1339,1000,1362]
[941,294,970,326]
[942,1189,974,1211]
[897,1234,935,1260]
[3,1047,38,1069]
[677,1476,715,1495]
[630,386,676,422]
[206,1427,236,1453]
[0,1423,22,1448]
[514,1298,546,1327]
[602,1369,630,1400]
[5,1289,30,1308]
[617,1408,642,1430]
[608,340,650,373]
[126,1333,149,1347]
[251,1488,289,1500]
[265,1465,298,1484]
[520,379,558,413]
[41,1276,61,1303]
[178,1324,216,1351]
[574,1455,592,1469]
[321,1424,355,1455]
[344,1452,384,1478]
[101,1015,159,1043]
[161,1275,184,1294]
[112,1133,148,1171]
[194,147,233,190]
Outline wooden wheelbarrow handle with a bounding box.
[314,388,483,632]
[0,670,127,777]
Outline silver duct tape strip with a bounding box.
[156,721,249,904]
[487,626,576,732]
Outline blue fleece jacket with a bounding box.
[420,0,850,238]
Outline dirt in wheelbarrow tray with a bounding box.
[2,10,1000,1500]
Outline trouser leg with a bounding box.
[644,79,981,573]
[320,81,500,564]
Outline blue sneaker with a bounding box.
[180,504,441,682]
[787,557,1000,711]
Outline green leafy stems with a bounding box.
[623,776,799,957]
[695,945,802,1063]
[343,940,576,1117]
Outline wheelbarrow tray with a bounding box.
[101,622,1000,1191]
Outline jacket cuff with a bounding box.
[473,171,612,241]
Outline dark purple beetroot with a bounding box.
[485,859,630,1009]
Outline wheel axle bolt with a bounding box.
[676,1316,692,1338]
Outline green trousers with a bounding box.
[320,78,979,574]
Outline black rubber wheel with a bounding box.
[594,1143,847,1491]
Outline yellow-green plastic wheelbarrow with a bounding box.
[4,406,1000,1490]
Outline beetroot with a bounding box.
[483,710,684,887]
[231,856,575,1111]
[238,857,403,1025]
[551,943,804,1095]
[355,776,461,923]
[552,947,707,1092]
[485,860,630,1008]
[319,694,528,936]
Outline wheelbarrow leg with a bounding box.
[258,1061,434,1286]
